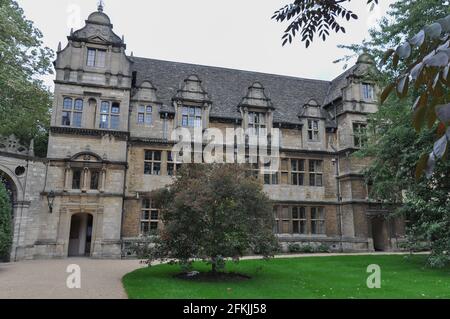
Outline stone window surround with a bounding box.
[137,104,153,126]
[352,122,368,148]
[362,82,375,101]
[140,198,160,236]
[99,100,121,130]
[86,47,107,68]
[64,162,107,193]
[144,150,162,175]
[59,95,85,127]
[307,119,320,142]
[140,148,324,187]
[308,160,323,187]
[241,107,273,134]
[81,42,113,71]
[174,101,210,129]
[274,205,326,235]
[61,96,83,128]
[57,95,124,131]
[264,157,323,187]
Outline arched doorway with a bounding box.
[68,213,93,257]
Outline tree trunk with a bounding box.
[211,258,217,274]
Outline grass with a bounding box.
[122,254,450,299]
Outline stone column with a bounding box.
[82,167,89,192]
[64,163,71,191]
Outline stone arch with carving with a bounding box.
[0,162,25,203]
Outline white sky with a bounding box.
[17,0,395,89]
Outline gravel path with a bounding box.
[0,258,144,299]
[0,252,424,299]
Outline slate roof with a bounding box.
[323,65,356,107]
[130,57,351,125]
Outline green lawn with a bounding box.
[122,255,450,299]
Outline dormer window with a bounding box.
[362,83,374,100]
[87,48,106,68]
[100,101,120,130]
[248,112,266,136]
[62,97,83,127]
[307,120,319,141]
[181,106,202,128]
[137,105,153,125]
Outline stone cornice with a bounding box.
[50,126,129,140]
[54,80,131,91]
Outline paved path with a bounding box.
[0,258,144,299]
[0,252,425,299]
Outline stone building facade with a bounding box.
[0,7,405,261]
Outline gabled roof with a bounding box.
[130,57,332,125]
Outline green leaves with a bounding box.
[142,164,278,271]
[0,0,53,157]
[381,14,450,179]
[273,1,378,47]
[0,182,12,260]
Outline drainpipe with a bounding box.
[120,105,132,251]
[330,100,343,252]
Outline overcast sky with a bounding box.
[17,0,395,88]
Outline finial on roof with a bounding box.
[130,51,134,57]
[57,41,62,52]
[98,0,104,12]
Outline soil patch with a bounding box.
[174,271,251,282]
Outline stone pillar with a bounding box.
[100,164,106,193]
[82,167,89,192]
[64,163,71,191]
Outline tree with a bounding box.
[0,182,12,262]
[138,164,279,274]
[380,14,450,178]
[0,0,53,157]
[340,1,450,267]
[272,0,379,47]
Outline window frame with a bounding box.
[62,97,83,128]
[137,105,153,125]
[310,207,326,234]
[140,198,160,236]
[86,48,106,68]
[72,168,83,190]
[307,119,320,142]
[89,170,101,190]
[353,122,368,148]
[248,111,267,136]
[144,150,162,175]
[291,159,305,186]
[181,106,202,128]
[309,160,323,187]
[362,83,375,100]
[99,101,121,130]
[167,151,182,177]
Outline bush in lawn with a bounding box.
[0,182,12,261]
[139,164,279,274]
[316,244,330,253]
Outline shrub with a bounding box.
[316,244,331,253]
[0,182,12,261]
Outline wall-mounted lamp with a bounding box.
[47,190,56,214]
